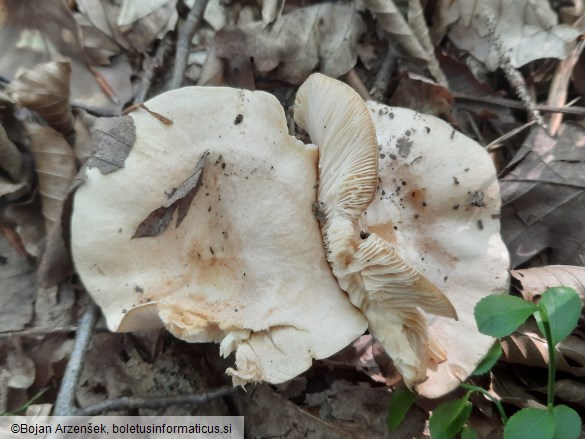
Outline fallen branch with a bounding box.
[170,0,210,90]
[53,301,99,416]
[76,386,238,416]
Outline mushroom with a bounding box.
[71,85,367,385]
[294,74,509,397]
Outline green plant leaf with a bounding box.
[534,287,581,346]
[387,387,417,431]
[552,404,581,439]
[461,426,479,439]
[504,408,554,439]
[473,342,502,375]
[475,295,539,338]
[429,396,473,439]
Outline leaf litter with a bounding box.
[1,0,585,433]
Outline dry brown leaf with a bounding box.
[7,62,74,136]
[1,197,45,259]
[0,0,88,76]
[433,0,581,71]
[364,0,446,85]
[77,0,178,53]
[0,235,36,332]
[25,123,76,232]
[388,70,454,121]
[532,379,585,407]
[500,123,585,267]
[6,345,35,390]
[490,367,546,409]
[511,265,585,306]
[205,3,365,85]
[261,0,285,26]
[0,0,132,113]
[501,321,585,377]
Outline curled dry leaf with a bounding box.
[433,0,581,71]
[7,62,74,136]
[501,321,585,377]
[25,123,76,232]
[511,265,585,306]
[363,0,446,85]
[204,3,365,84]
[500,124,585,267]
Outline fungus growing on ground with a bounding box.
[71,85,367,385]
[72,74,509,397]
[295,75,508,398]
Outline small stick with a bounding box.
[135,37,172,103]
[170,0,210,90]
[53,302,99,416]
[370,49,396,101]
[546,38,585,136]
[76,386,238,416]
[453,93,585,115]
[484,16,544,126]
[486,120,536,151]
[0,324,108,340]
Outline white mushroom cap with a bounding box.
[71,86,367,385]
[361,102,510,397]
[295,75,508,397]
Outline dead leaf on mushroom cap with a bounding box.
[71,85,367,386]
[360,102,510,398]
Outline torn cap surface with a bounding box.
[71,86,367,385]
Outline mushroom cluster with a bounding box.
[71,74,509,397]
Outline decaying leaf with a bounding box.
[0,0,132,112]
[261,0,285,26]
[363,0,446,85]
[6,346,35,390]
[500,123,585,267]
[433,0,581,71]
[501,321,585,377]
[7,62,74,136]
[76,0,178,53]
[132,150,207,239]
[25,123,76,232]
[0,0,87,77]
[205,3,365,84]
[87,115,136,174]
[0,235,36,332]
[511,265,585,306]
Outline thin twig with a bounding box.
[486,120,536,151]
[370,49,396,101]
[53,302,99,416]
[136,37,172,103]
[453,93,585,115]
[76,386,238,416]
[546,38,585,136]
[170,0,210,90]
[484,15,544,126]
[0,324,107,340]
